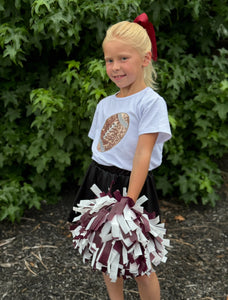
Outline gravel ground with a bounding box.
[0,181,227,300]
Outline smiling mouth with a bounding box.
[113,75,126,80]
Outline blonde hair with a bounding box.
[102,21,157,89]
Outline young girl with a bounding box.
[69,13,171,300]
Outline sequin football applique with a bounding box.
[97,113,129,152]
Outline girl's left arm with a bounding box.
[127,133,158,202]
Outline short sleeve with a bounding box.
[138,96,171,144]
[88,105,100,140]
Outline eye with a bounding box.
[105,58,113,64]
[121,57,128,61]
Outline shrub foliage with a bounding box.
[0,0,227,222]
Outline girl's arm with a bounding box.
[127,133,158,202]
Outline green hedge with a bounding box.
[0,0,227,222]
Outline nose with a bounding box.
[112,60,120,71]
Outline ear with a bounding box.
[142,51,152,67]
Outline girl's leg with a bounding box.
[135,272,160,300]
[102,273,124,300]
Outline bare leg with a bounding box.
[102,273,124,300]
[135,272,160,300]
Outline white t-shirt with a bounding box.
[88,87,171,171]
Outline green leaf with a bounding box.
[213,103,228,120]
[5,108,21,122]
[32,0,52,15]
[54,130,67,146]
[3,45,17,61]
[168,114,177,130]
[220,80,228,91]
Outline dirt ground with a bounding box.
[1,178,227,300]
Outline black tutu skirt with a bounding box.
[68,160,160,223]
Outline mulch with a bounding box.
[0,183,227,300]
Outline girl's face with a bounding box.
[103,39,151,97]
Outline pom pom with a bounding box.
[70,185,170,282]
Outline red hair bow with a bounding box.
[134,13,157,61]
